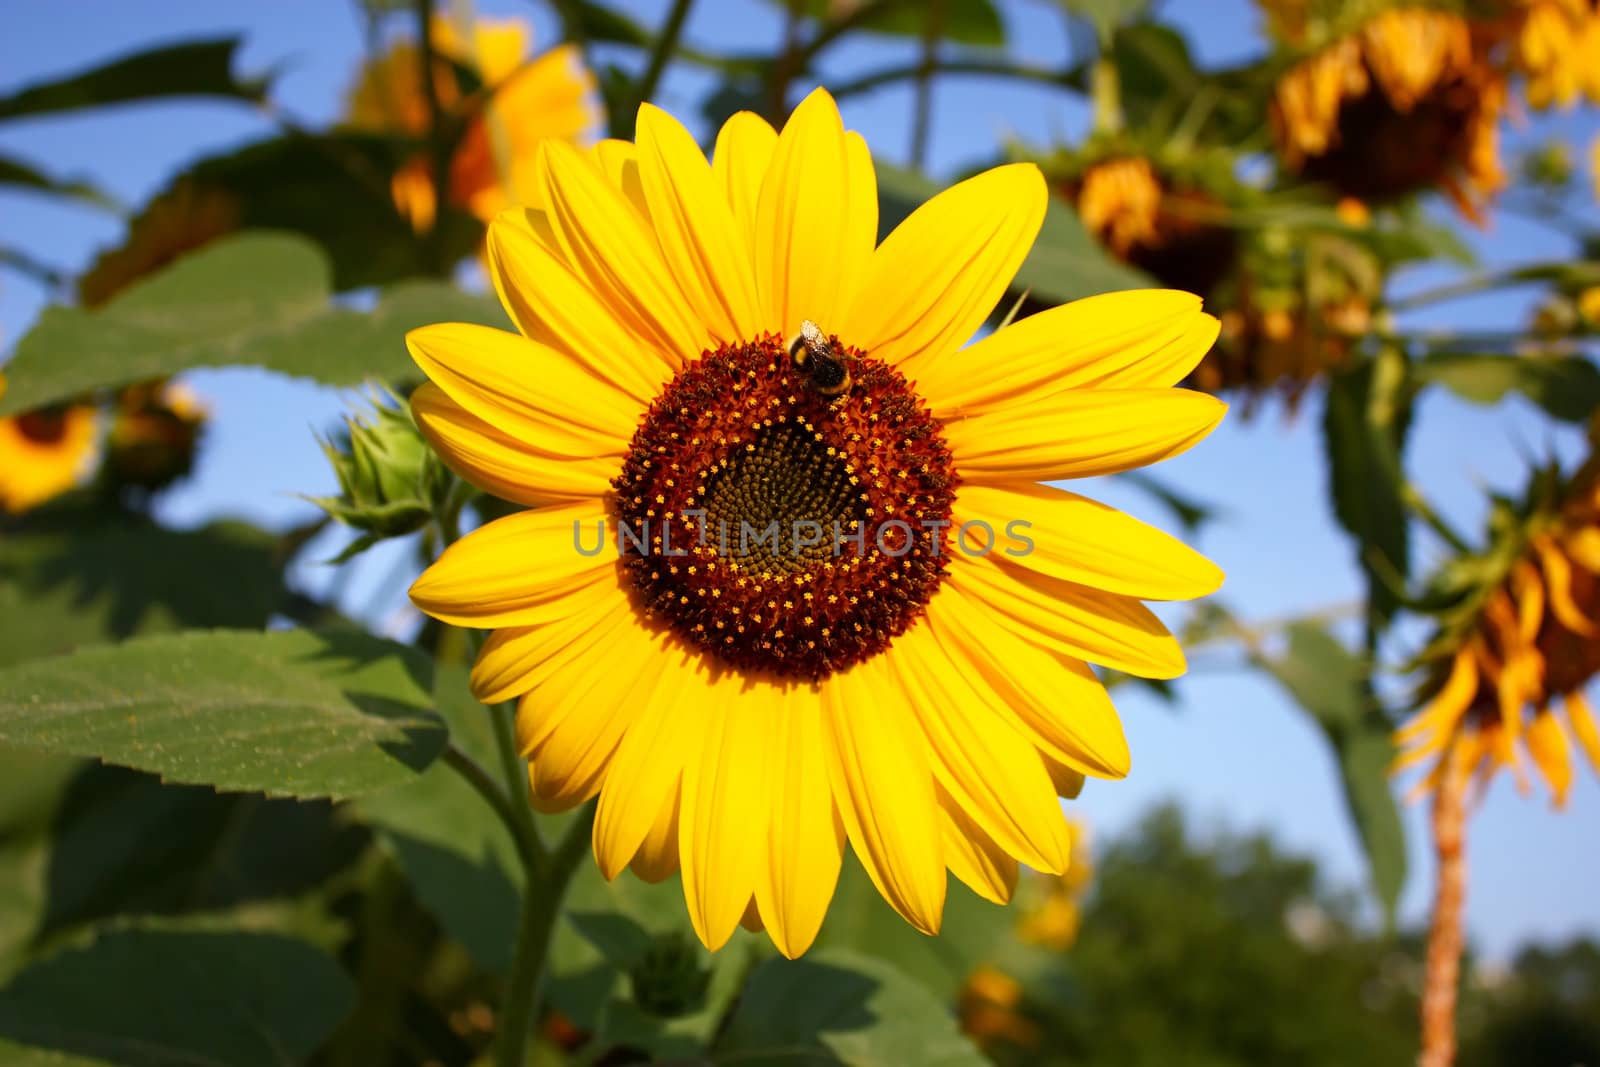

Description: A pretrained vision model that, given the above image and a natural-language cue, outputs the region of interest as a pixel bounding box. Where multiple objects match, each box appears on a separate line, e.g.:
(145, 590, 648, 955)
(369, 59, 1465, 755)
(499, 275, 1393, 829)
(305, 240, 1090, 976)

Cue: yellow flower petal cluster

(1268, 6, 1506, 217)
(345, 14, 601, 230)
(0, 379, 99, 514)
(405, 89, 1226, 957)
(1511, 0, 1600, 109)
(1397, 447, 1600, 806)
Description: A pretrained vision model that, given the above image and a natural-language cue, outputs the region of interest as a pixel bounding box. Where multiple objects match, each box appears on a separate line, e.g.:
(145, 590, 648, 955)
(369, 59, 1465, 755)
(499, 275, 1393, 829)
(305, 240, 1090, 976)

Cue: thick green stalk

(494, 803, 596, 1067)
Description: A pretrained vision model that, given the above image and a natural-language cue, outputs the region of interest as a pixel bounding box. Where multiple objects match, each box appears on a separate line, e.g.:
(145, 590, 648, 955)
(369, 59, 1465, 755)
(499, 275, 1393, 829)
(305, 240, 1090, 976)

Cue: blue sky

(1, 0, 1597, 961)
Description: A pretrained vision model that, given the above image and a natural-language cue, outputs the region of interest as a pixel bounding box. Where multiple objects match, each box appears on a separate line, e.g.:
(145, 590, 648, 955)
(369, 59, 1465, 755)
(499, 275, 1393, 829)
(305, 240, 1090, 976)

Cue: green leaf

(773, 0, 1007, 47)
(1333, 724, 1408, 927)
(1255, 622, 1406, 925)
(355, 666, 521, 974)
(0, 928, 353, 1066)
(0, 628, 448, 801)
(1056, 0, 1153, 38)
(1322, 350, 1413, 630)
(0, 153, 117, 211)
(180, 134, 486, 291)
(1416, 352, 1600, 423)
(875, 162, 1150, 308)
(1255, 622, 1369, 734)
(810, 852, 1014, 1002)
(716, 949, 987, 1066)
(0, 506, 286, 668)
(0, 38, 264, 122)
(35, 764, 367, 940)
(0, 233, 507, 416)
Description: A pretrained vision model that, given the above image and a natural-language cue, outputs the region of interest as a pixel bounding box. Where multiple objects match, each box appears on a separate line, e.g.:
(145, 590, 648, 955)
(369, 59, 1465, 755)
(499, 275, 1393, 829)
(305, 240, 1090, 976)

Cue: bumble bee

(788, 319, 852, 398)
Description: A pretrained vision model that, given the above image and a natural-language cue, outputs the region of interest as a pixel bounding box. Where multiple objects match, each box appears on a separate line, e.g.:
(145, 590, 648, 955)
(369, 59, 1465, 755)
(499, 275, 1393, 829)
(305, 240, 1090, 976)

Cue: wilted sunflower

(1061, 151, 1240, 300)
(1396, 442, 1600, 805)
(0, 384, 98, 515)
(345, 14, 600, 231)
(407, 89, 1225, 957)
(1196, 225, 1375, 405)
(1507, 0, 1600, 109)
(104, 380, 208, 493)
(1264, 3, 1506, 219)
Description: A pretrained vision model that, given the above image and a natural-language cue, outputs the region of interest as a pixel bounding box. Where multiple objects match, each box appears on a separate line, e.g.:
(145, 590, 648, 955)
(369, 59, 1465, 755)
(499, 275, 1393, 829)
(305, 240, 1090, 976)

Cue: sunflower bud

(626, 930, 711, 1018)
(310, 388, 451, 556)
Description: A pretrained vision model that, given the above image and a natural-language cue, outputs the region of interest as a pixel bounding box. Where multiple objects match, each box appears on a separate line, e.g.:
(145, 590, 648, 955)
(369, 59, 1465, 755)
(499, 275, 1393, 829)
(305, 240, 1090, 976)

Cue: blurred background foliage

(0, 0, 1597, 1062)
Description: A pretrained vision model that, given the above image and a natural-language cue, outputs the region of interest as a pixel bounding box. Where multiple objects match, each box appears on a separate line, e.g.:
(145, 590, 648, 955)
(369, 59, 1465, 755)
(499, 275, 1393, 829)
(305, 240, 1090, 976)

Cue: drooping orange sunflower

(345, 14, 600, 232)
(406, 89, 1226, 957)
(1507, 0, 1600, 109)
(1396, 442, 1600, 805)
(0, 379, 98, 515)
(1265, 4, 1507, 219)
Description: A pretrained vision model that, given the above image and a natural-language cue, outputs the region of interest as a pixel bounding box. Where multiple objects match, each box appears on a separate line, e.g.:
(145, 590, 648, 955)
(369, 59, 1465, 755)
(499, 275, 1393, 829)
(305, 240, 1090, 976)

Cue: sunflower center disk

(613, 333, 958, 681)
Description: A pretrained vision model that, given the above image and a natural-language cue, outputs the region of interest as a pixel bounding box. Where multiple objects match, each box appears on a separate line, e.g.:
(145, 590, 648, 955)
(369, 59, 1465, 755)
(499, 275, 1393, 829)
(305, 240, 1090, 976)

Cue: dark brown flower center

(15, 410, 70, 446)
(613, 331, 957, 680)
(1298, 76, 1482, 204)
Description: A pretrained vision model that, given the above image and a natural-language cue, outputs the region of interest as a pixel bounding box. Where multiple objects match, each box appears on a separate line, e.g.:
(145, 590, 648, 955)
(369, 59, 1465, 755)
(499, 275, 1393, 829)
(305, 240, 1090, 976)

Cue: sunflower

(1067, 155, 1239, 300)
(0, 391, 99, 514)
(1194, 226, 1374, 406)
(1396, 442, 1600, 806)
(1264, 4, 1507, 219)
(406, 89, 1226, 957)
(104, 380, 208, 493)
(958, 965, 1040, 1050)
(1508, 0, 1600, 109)
(345, 14, 600, 232)
(1015, 817, 1094, 951)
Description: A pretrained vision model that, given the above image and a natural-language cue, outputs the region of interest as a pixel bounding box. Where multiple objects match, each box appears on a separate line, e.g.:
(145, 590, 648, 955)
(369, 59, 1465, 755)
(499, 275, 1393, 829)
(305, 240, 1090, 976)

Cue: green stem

(1403, 483, 1474, 555)
(909, 0, 943, 169)
(828, 57, 1070, 102)
(624, 0, 696, 136)
(494, 802, 596, 1067)
(441, 742, 537, 871)
(1090, 54, 1122, 135)
(489, 699, 543, 859)
(414, 0, 451, 270)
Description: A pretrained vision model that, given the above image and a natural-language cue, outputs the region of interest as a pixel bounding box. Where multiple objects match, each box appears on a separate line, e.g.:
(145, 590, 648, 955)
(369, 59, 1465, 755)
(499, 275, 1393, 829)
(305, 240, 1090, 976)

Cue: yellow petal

(753, 683, 846, 959)
(592, 651, 703, 878)
(711, 111, 778, 256)
(937, 784, 1018, 905)
(918, 290, 1220, 417)
(926, 584, 1131, 778)
(845, 163, 1045, 370)
(1564, 691, 1600, 776)
(1533, 536, 1598, 636)
(406, 322, 636, 456)
(955, 482, 1223, 601)
(945, 387, 1226, 483)
(1526, 707, 1574, 807)
(822, 658, 946, 934)
(409, 500, 615, 627)
(1396, 648, 1478, 746)
(590, 138, 648, 217)
(487, 212, 674, 405)
(520, 612, 667, 813)
(538, 139, 714, 365)
(412, 383, 612, 507)
(469, 581, 628, 703)
(679, 670, 773, 951)
(636, 102, 764, 344)
(948, 555, 1187, 679)
(838, 131, 877, 305)
(629, 779, 682, 883)
(754, 87, 869, 338)
(890, 623, 1071, 874)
